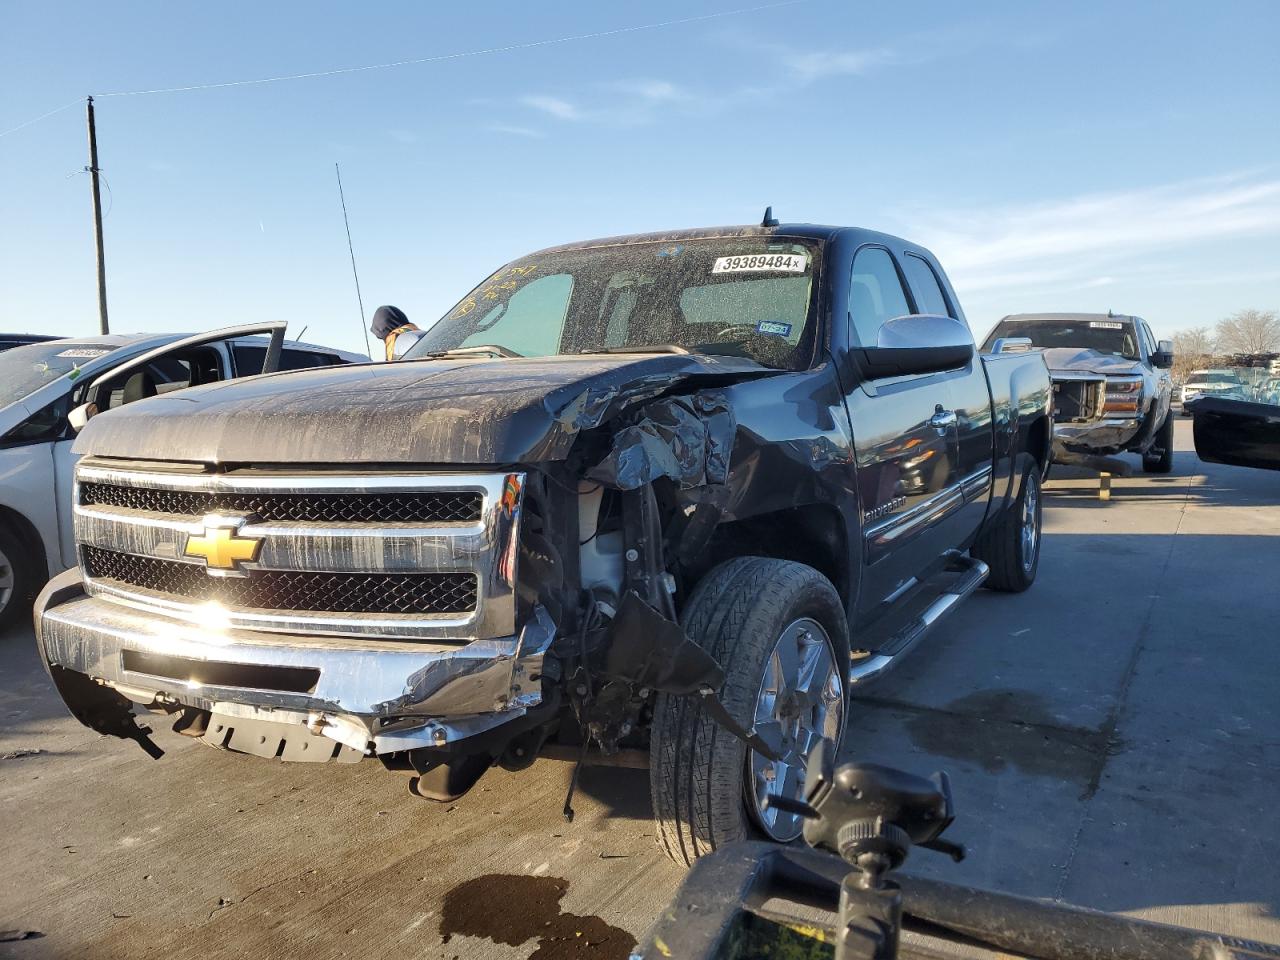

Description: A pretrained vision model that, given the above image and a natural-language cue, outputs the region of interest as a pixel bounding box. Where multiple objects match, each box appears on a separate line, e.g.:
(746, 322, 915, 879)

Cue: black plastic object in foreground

(634, 842, 1280, 960)
(1187, 395, 1280, 472)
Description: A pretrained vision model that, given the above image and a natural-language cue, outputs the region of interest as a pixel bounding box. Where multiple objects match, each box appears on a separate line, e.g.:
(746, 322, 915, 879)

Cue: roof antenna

(761, 205, 779, 227)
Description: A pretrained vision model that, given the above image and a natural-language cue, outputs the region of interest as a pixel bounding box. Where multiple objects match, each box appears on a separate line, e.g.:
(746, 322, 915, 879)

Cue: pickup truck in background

(0, 325, 366, 627)
(35, 221, 1051, 864)
(982, 312, 1175, 473)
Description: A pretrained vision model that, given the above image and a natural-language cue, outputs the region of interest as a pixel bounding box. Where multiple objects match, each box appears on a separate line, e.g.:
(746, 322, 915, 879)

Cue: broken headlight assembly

(1102, 376, 1143, 416)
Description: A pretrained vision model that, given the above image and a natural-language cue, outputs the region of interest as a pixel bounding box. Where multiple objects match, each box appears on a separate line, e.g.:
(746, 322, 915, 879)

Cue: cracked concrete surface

(2, 419, 1278, 957)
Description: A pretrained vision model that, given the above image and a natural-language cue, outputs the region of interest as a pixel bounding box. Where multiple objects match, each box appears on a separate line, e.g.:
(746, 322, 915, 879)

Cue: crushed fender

(588, 393, 735, 490)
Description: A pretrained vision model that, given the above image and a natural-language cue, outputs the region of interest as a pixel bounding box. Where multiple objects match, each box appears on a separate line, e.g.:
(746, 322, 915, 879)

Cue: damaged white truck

(35, 222, 1051, 864)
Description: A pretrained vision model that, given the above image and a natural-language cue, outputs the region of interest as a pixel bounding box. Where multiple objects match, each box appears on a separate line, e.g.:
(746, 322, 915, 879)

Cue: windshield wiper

(586, 344, 690, 355)
(418, 344, 523, 360)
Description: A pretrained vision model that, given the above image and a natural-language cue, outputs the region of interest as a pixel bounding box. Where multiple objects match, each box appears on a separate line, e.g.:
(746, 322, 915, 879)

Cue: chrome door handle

(930, 408, 957, 428)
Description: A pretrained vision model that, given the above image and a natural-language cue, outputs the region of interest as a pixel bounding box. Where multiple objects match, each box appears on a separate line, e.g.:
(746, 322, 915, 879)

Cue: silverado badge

(184, 516, 263, 576)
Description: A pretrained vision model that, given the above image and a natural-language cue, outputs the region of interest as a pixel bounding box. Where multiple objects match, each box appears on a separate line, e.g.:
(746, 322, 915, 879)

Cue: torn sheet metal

(588, 393, 736, 491)
(599, 591, 724, 695)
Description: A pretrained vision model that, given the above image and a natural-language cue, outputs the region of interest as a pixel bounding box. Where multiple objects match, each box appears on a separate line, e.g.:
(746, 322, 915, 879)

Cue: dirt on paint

(439, 874, 637, 960)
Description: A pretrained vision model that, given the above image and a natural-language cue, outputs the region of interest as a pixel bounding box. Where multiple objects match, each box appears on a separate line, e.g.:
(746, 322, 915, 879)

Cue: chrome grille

(83, 547, 478, 615)
(73, 459, 523, 641)
(78, 482, 482, 523)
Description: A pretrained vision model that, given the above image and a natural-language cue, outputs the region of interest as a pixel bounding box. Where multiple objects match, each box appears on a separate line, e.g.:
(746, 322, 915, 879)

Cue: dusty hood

(1041, 347, 1142, 377)
(75, 353, 773, 465)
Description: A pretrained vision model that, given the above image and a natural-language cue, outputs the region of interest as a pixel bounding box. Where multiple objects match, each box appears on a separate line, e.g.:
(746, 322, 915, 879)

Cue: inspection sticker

(55, 348, 111, 359)
(711, 253, 807, 274)
(1089, 321, 1124, 329)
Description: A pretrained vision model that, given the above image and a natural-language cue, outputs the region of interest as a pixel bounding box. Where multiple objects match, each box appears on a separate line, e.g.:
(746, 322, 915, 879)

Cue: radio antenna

(334, 162, 373, 359)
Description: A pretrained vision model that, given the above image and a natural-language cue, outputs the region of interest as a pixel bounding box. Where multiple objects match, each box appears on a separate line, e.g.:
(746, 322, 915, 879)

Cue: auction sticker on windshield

(55, 348, 111, 358)
(711, 254, 808, 274)
(1089, 321, 1124, 329)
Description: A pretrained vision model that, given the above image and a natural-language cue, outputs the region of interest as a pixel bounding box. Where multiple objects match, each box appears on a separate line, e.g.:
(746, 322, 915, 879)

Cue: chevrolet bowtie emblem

(184, 517, 263, 575)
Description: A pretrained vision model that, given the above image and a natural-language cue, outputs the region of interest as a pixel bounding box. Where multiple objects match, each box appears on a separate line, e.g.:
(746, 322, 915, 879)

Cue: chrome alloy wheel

(1021, 471, 1040, 573)
(746, 617, 845, 842)
(0, 542, 14, 616)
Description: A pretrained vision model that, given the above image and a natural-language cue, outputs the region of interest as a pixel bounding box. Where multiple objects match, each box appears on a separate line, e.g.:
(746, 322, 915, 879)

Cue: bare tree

(1170, 325, 1216, 383)
(1173, 326, 1215, 357)
(1214, 309, 1280, 355)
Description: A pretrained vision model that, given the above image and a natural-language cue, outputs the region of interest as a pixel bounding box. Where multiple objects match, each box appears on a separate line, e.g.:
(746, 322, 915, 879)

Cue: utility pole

(85, 96, 109, 334)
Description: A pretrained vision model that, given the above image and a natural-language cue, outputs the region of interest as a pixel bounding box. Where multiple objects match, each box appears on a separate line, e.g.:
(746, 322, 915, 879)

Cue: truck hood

(1040, 347, 1143, 377)
(74, 353, 775, 465)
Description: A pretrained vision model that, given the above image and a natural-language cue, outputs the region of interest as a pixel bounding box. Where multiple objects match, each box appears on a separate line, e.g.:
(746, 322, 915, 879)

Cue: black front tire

(649, 557, 849, 866)
(0, 524, 39, 632)
(1142, 412, 1174, 474)
(972, 459, 1041, 593)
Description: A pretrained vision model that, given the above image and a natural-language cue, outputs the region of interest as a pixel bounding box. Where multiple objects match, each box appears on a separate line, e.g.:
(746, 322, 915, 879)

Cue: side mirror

(67, 402, 97, 434)
(1187, 396, 1280, 472)
(1152, 339, 1174, 369)
(857, 314, 975, 379)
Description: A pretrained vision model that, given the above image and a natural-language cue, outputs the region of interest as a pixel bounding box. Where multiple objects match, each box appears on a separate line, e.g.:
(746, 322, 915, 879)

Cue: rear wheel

(650, 558, 849, 865)
(1142, 412, 1174, 473)
(973, 460, 1041, 592)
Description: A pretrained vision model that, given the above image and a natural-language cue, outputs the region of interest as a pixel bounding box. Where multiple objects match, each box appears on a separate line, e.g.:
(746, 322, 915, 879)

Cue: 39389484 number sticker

(711, 254, 808, 274)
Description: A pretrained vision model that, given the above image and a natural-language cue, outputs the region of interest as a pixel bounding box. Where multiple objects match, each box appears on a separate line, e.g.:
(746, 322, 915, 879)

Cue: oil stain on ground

(439, 874, 636, 959)
(891, 689, 1113, 795)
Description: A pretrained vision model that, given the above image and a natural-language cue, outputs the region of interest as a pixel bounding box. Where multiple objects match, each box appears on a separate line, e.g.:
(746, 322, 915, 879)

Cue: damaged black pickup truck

(35, 222, 1051, 864)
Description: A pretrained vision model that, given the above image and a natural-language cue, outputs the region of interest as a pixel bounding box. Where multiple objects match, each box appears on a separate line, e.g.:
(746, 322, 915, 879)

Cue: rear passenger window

(849, 247, 911, 347)
(902, 254, 952, 318)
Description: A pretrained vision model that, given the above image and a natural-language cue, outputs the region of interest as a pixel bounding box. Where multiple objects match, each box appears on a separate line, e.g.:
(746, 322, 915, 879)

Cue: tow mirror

(1152, 339, 1174, 369)
(1187, 396, 1280, 472)
(67, 402, 97, 434)
(857, 314, 975, 379)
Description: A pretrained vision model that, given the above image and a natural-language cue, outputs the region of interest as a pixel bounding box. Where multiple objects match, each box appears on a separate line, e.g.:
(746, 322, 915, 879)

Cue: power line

(0, 2, 803, 139)
(0, 99, 80, 140)
(91, 2, 804, 98)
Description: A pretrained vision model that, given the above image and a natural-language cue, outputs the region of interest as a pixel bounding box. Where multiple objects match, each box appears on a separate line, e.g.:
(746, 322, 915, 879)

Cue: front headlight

(1103, 377, 1143, 415)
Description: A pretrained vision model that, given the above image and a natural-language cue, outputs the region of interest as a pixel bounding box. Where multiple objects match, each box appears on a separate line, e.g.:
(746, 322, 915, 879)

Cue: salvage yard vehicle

(35, 221, 1052, 864)
(0, 325, 365, 627)
(982, 313, 1174, 472)
(1180, 368, 1247, 409)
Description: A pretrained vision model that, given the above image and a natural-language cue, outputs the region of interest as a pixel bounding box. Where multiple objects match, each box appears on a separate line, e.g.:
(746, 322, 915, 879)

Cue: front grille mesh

(83, 546, 477, 615)
(79, 482, 482, 524)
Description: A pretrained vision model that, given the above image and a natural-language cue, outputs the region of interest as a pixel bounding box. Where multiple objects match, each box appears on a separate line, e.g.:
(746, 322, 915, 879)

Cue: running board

(848, 556, 989, 686)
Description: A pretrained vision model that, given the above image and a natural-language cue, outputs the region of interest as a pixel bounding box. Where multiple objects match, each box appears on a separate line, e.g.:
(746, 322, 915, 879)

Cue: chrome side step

(848, 556, 989, 686)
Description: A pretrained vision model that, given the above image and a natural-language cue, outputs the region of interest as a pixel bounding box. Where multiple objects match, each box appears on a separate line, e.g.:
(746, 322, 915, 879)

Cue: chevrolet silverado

(35, 220, 1051, 864)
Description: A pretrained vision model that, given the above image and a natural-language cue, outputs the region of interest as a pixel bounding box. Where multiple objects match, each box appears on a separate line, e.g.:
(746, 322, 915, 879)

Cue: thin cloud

(520, 94, 581, 120)
(782, 47, 897, 82)
(907, 174, 1280, 295)
(610, 79, 689, 103)
(486, 123, 545, 139)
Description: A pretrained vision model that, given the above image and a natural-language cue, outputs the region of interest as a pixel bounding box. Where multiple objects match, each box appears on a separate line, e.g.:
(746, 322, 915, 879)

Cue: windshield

(984, 318, 1140, 360)
(1188, 371, 1241, 384)
(0, 341, 114, 408)
(404, 237, 822, 369)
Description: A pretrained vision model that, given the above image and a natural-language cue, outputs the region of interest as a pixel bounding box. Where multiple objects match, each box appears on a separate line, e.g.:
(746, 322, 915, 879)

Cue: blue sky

(2, 0, 1278, 355)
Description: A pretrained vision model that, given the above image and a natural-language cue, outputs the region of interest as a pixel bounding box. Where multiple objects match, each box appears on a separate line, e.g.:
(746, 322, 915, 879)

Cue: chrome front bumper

(35, 569, 553, 757)
(1052, 417, 1141, 455)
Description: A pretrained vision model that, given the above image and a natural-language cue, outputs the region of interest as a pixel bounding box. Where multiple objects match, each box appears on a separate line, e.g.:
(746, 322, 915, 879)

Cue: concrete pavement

(2, 419, 1277, 958)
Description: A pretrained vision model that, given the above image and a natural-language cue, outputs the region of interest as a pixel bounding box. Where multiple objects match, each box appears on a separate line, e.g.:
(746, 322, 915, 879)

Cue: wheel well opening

(0, 505, 47, 573)
(680, 505, 849, 608)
